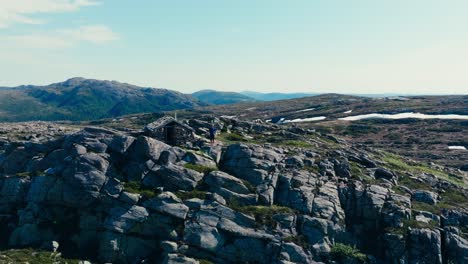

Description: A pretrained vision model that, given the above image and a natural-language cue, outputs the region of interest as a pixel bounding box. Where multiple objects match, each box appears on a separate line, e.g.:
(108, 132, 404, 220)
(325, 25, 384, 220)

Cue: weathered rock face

(407, 228, 442, 264)
(0, 124, 466, 264)
(220, 143, 282, 185)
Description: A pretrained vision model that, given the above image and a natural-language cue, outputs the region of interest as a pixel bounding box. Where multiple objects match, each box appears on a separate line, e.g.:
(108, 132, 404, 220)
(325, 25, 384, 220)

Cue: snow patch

(339, 112, 468, 121)
(295, 108, 315, 113)
(448, 146, 467, 150)
(283, 116, 327, 123)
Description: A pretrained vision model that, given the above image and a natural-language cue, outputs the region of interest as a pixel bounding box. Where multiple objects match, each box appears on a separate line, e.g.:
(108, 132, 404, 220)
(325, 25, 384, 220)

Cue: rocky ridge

(0, 117, 466, 264)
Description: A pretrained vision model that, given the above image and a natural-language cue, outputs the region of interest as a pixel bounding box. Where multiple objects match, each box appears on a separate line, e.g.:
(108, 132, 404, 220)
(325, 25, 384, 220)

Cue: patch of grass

(241, 179, 256, 193)
(460, 226, 468, 239)
(412, 190, 468, 214)
(412, 201, 440, 214)
(398, 177, 432, 190)
(438, 190, 468, 210)
(175, 189, 207, 200)
(350, 161, 363, 175)
(384, 226, 407, 237)
(330, 243, 367, 263)
(283, 235, 309, 248)
(15, 171, 32, 177)
(281, 140, 312, 148)
(303, 165, 320, 174)
(382, 152, 466, 187)
(219, 132, 248, 142)
(0, 249, 81, 264)
(183, 163, 217, 174)
(392, 186, 409, 196)
(198, 259, 214, 264)
(403, 219, 438, 230)
(15, 171, 49, 177)
(124, 181, 157, 199)
(232, 205, 294, 227)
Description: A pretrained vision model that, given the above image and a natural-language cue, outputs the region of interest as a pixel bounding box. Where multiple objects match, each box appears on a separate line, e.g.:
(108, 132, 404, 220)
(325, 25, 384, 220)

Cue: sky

(0, 0, 467, 94)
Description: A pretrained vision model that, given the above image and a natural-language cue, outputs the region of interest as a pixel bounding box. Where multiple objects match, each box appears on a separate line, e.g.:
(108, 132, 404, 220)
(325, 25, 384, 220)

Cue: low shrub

(124, 181, 157, 199)
(330, 243, 367, 263)
(233, 205, 293, 227)
(0, 248, 81, 264)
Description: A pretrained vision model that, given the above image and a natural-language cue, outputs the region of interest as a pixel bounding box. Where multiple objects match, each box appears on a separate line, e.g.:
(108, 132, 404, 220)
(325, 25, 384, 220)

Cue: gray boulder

(103, 205, 149, 233)
(98, 231, 157, 263)
(220, 143, 282, 185)
(61, 153, 109, 207)
(143, 163, 204, 191)
(444, 227, 468, 264)
(183, 152, 217, 167)
(383, 232, 407, 263)
(109, 135, 135, 154)
(205, 171, 251, 194)
(412, 190, 438, 205)
(374, 168, 397, 181)
(0, 176, 31, 207)
(279, 242, 313, 263)
(184, 220, 224, 251)
(126, 136, 170, 161)
(143, 192, 189, 219)
(407, 228, 442, 264)
(9, 223, 54, 247)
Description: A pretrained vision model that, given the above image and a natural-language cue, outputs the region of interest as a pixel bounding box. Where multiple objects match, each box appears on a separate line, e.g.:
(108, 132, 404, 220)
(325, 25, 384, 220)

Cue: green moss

(283, 235, 309, 248)
(233, 205, 293, 227)
(303, 165, 320, 174)
(0, 249, 81, 264)
(349, 161, 363, 176)
(412, 190, 468, 214)
(198, 259, 214, 264)
(15, 171, 32, 177)
(382, 152, 466, 187)
(392, 186, 409, 196)
(438, 190, 468, 210)
(183, 163, 217, 174)
(384, 226, 408, 237)
(219, 132, 248, 142)
(398, 177, 432, 191)
(330, 243, 367, 263)
(175, 190, 207, 200)
(124, 181, 157, 199)
(241, 179, 256, 193)
(282, 140, 312, 148)
(412, 201, 441, 214)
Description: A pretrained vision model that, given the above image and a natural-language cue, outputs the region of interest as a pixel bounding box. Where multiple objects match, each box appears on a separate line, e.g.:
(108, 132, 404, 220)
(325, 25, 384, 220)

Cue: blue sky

(0, 0, 467, 94)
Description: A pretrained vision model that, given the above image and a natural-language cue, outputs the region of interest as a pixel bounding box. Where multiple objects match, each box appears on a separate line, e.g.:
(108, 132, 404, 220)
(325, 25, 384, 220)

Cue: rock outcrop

(0, 119, 466, 264)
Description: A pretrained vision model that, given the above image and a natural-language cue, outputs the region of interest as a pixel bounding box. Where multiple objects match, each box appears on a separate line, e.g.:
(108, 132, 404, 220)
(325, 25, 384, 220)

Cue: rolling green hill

(192, 89, 257, 105)
(0, 78, 204, 122)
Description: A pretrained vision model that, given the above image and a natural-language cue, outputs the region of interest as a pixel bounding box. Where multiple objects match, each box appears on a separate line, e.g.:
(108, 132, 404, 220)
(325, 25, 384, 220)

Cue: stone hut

(144, 116, 195, 146)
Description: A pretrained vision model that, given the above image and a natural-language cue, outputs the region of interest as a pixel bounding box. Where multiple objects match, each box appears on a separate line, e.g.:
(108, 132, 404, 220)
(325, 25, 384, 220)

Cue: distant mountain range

(0, 78, 204, 122)
(191, 90, 257, 105)
(240, 91, 318, 101)
(0, 78, 326, 122)
(191, 90, 320, 104)
(2, 78, 462, 122)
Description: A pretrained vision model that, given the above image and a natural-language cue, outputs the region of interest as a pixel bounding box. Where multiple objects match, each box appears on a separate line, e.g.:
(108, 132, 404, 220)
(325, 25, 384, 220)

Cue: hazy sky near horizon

(0, 0, 467, 94)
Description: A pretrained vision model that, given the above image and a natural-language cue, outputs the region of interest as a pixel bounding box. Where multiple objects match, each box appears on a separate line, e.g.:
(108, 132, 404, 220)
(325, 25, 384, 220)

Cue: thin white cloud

(0, 0, 99, 28)
(1, 25, 119, 48)
(59, 25, 120, 44)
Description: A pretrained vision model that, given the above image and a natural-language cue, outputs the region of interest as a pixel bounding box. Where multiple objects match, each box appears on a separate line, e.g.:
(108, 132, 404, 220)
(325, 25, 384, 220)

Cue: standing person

(209, 126, 217, 144)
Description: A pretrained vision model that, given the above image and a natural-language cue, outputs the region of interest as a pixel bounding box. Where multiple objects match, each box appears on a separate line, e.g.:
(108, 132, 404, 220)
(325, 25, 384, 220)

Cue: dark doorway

(166, 125, 176, 145)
